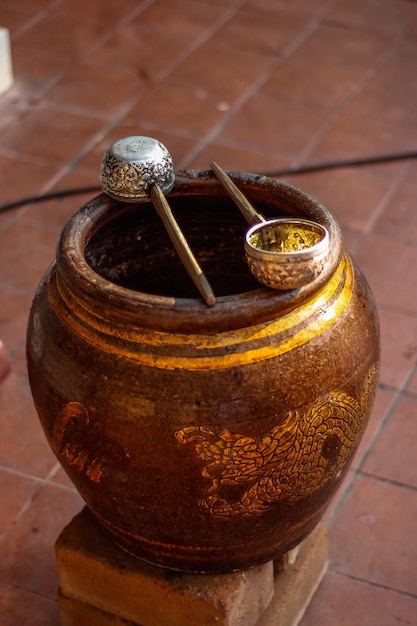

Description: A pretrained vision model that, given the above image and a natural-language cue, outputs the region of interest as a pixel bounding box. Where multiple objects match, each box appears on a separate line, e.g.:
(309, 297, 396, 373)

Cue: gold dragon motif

(51, 402, 103, 483)
(175, 365, 378, 519)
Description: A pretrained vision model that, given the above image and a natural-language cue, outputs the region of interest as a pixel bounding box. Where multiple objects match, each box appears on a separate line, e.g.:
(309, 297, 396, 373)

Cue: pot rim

(56, 169, 343, 332)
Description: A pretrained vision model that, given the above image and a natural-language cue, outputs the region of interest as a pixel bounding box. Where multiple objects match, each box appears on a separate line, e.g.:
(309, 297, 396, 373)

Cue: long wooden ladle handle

(210, 161, 266, 225)
(149, 184, 216, 306)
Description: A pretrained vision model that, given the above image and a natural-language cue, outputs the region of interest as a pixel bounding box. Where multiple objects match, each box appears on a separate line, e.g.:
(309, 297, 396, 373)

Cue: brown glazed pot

(26, 171, 380, 573)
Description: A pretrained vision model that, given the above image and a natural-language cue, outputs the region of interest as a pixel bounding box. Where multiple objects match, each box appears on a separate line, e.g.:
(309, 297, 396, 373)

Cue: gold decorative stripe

(56, 256, 347, 348)
(49, 255, 353, 370)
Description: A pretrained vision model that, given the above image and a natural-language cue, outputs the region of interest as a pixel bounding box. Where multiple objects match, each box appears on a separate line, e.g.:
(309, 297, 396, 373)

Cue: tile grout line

(1, 0, 342, 197)
(178, 13, 327, 169)
(331, 570, 417, 601)
(92, 0, 249, 133)
(326, 356, 417, 529)
(0, 580, 58, 603)
(0, 461, 70, 545)
(0, 461, 77, 494)
(349, 159, 414, 256)
(0, 4, 161, 206)
(15, 0, 158, 105)
(9, 0, 64, 40)
(357, 470, 417, 494)
(292, 28, 408, 169)
(356, 357, 417, 472)
(178, 0, 388, 170)
(24, 0, 247, 195)
(376, 300, 417, 321)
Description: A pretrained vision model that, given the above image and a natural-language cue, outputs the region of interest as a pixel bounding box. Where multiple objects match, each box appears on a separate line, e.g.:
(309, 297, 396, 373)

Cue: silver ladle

(209, 161, 330, 290)
(100, 136, 216, 306)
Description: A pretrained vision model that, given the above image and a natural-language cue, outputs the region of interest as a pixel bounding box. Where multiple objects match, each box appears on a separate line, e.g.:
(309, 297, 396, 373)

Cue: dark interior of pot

(85, 194, 289, 298)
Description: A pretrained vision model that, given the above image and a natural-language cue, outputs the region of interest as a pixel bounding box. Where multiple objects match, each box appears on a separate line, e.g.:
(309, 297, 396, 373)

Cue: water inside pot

(85, 195, 268, 298)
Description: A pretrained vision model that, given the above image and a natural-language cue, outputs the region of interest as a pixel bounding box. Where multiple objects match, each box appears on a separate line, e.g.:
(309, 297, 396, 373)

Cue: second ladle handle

(210, 161, 266, 225)
(149, 184, 216, 307)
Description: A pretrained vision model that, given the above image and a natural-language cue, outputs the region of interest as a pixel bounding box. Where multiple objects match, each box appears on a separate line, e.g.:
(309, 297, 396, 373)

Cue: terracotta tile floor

(1, 0, 417, 624)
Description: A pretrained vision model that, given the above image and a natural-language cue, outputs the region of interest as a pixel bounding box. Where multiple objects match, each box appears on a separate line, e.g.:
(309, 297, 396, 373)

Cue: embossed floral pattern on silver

(101, 136, 175, 202)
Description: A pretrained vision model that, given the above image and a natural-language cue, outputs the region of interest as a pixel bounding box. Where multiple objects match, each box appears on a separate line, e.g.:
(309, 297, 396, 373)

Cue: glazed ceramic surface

(27, 171, 380, 573)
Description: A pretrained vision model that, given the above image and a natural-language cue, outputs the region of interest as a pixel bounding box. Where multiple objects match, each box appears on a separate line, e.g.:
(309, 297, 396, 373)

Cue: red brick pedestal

(56, 507, 328, 626)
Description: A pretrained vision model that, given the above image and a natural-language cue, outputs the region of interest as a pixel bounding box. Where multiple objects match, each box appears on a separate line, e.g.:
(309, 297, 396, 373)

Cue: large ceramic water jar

(26, 170, 380, 573)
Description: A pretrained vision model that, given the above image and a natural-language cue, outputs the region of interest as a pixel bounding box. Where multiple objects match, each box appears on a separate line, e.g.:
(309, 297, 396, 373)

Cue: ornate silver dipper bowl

(210, 161, 330, 290)
(101, 136, 175, 202)
(244, 218, 329, 290)
(101, 136, 216, 306)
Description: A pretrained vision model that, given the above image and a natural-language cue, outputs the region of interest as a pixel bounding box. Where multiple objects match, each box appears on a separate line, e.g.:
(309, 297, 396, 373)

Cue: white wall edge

(0, 27, 14, 95)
